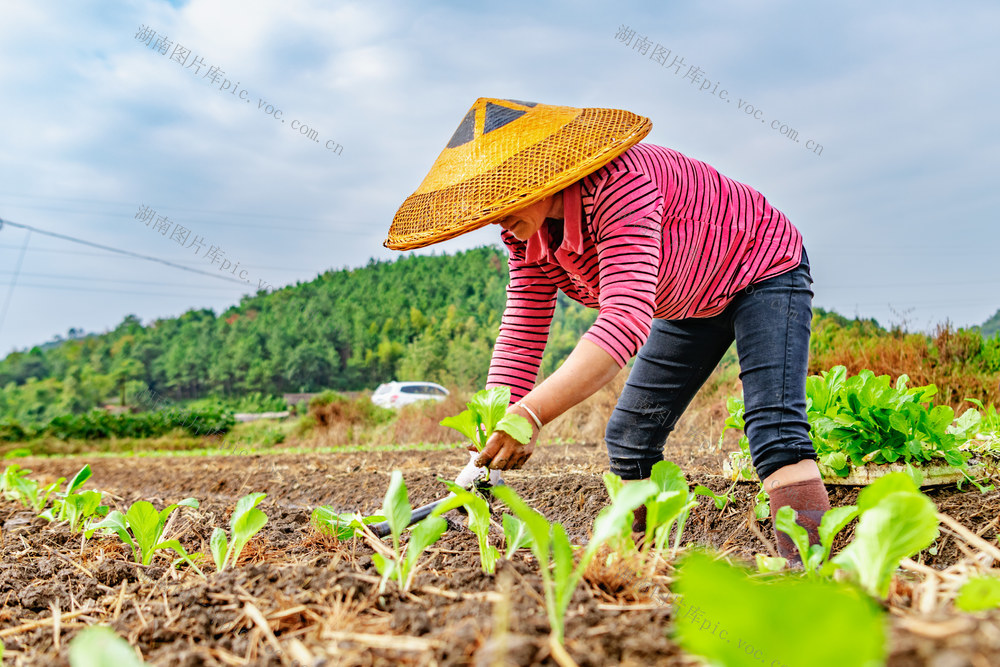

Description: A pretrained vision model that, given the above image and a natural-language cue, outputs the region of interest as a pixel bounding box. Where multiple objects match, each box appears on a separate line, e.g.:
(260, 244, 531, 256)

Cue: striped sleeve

(485, 238, 558, 402)
(580, 168, 664, 367)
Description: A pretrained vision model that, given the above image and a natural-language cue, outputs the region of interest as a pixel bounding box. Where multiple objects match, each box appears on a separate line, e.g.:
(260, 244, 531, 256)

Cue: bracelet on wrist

(515, 401, 543, 430)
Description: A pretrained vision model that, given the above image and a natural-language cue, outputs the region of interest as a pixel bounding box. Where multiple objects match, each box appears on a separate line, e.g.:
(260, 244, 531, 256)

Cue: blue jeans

(605, 249, 817, 482)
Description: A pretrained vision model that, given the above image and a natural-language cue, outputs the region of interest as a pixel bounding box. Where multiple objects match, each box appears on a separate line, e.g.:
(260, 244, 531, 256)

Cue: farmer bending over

(384, 98, 829, 563)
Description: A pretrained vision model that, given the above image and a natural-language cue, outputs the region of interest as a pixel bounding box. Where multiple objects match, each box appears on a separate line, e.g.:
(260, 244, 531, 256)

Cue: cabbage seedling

(502, 513, 532, 559)
(369, 470, 447, 592)
(86, 498, 202, 574)
(1, 464, 64, 512)
(440, 386, 533, 455)
(40, 465, 107, 530)
(62, 490, 108, 533)
(831, 473, 939, 597)
(644, 462, 699, 553)
(68, 625, 147, 667)
(493, 480, 655, 644)
(211, 492, 269, 571)
(432, 479, 500, 574)
(311, 507, 385, 540)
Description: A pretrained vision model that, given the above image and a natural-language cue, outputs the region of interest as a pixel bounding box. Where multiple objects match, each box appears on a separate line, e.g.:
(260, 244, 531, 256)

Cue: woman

(385, 98, 829, 561)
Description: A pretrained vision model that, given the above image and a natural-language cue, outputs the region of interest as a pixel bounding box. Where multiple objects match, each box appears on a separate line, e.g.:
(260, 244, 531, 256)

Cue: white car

(372, 381, 449, 408)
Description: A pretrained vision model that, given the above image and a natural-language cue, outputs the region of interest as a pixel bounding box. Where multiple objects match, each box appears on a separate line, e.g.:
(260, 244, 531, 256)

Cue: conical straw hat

(385, 98, 651, 250)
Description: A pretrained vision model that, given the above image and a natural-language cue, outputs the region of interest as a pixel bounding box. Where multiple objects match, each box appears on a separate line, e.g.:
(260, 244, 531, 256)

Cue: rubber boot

(768, 478, 830, 567)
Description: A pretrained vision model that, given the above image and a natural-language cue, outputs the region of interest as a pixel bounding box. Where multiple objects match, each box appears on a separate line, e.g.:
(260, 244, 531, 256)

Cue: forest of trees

(0, 246, 598, 425)
(2, 244, 998, 427)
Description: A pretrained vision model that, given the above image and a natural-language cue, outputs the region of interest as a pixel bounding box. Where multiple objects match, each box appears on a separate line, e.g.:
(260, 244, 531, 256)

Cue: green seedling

(775, 504, 859, 575)
(643, 461, 699, 553)
(502, 513, 532, 558)
(440, 386, 533, 454)
(831, 473, 939, 598)
(493, 480, 655, 645)
(68, 625, 146, 667)
(39, 465, 108, 531)
(776, 472, 940, 597)
(955, 576, 1000, 612)
(694, 484, 733, 511)
(311, 506, 385, 540)
(369, 470, 447, 592)
(675, 551, 886, 667)
(0, 464, 30, 498)
(753, 484, 770, 521)
(210, 492, 269, 571)
(62, 490, 108, 533)
(432, 479, 500, 574)
(15, 473, 63, 512)
(86, 498, 203, 574)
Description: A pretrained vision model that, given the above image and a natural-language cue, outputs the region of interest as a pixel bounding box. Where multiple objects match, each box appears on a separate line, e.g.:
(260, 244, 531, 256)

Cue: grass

(9, 440, 464, 461)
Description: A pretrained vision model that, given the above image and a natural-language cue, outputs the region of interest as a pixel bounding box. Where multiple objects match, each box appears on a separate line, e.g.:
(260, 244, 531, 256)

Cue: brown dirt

(1, 435, 998, 665)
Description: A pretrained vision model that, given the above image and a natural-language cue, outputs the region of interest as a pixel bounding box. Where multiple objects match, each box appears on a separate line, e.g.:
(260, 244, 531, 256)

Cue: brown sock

(632, 504, 647, 534)
(768, 478, 831, 564)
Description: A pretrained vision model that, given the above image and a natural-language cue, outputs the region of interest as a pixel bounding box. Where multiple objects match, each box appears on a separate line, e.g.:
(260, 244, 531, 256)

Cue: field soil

(2, 435, 999, 665)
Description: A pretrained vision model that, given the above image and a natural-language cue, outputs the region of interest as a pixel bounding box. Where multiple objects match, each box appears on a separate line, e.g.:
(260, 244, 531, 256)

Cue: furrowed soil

(2, 436, 999, 665)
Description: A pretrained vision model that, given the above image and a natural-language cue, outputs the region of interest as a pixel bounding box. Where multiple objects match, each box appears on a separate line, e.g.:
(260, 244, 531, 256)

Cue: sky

(1, 0, 998, 357)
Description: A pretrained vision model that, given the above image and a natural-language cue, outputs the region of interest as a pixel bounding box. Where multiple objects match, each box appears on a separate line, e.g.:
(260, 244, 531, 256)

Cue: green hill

(0, 246, 596, 425)
(981, 308, 1000, 337)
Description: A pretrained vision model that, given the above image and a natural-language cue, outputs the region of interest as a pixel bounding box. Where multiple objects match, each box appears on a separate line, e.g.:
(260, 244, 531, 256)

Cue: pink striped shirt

(486, 143, 803, 402)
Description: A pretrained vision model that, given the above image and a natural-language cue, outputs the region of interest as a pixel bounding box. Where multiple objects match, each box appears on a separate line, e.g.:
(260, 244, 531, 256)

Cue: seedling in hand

(440, 387, 533, 478)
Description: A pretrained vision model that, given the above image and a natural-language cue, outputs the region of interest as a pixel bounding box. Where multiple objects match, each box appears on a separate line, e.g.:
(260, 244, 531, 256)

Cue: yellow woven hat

(384, 98, 652, 250)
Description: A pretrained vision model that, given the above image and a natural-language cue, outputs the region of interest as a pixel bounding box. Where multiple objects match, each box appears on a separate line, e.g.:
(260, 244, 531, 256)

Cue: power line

(0, 228, 31, 339)
(0, 271, 248, 291)
(0, 193, 376, 234)
(0, 217, 247, 286)
(0, 244, 311, 271)
(10, 283, 246, 298)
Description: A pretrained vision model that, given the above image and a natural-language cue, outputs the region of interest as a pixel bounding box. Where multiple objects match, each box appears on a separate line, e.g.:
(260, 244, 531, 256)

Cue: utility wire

(0, 217, 247, 286)
(0, 227, 31, 339)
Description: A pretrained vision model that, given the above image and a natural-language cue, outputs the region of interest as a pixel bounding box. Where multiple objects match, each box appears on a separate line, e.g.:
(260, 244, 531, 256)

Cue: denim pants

(604, 249, 817, 482)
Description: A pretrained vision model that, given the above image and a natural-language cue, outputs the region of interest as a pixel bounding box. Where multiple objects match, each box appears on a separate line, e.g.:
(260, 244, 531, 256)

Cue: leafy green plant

(431, 479, 499, 574)
(774, 504, 858, 575)
(0, 418, 28, 443)
(62, 490, 108, 532)
(440, 386, 532, 455)
(725, 366, 982, 479)
(674, 551, 886, 667)
(502, 513, 532, 558)
(311, 506, 385, 539)
(42, 407, 236, 441)
(210, 493, 269, 571)
(493, 480, 655, 644)
(68, 625, 146, 667)
(1, 464, 64, 512)
(643, 462, 699, 552)
(964, 398, 1000, 433)
(830, 473, 940, 598)
(718, 396, 755, 480)
(955, 576, 1000, 612)
(368, 470, 447, 592)
(0, 463, 30, 499)
(775, 472, 938, 592)
(85, 498, 203, 573)
(809, 366, 973, 475)
(694, 484, 733, 511)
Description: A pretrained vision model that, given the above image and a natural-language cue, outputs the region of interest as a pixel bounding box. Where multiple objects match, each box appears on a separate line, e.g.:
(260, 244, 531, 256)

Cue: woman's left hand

(474, 420, 538, 470)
